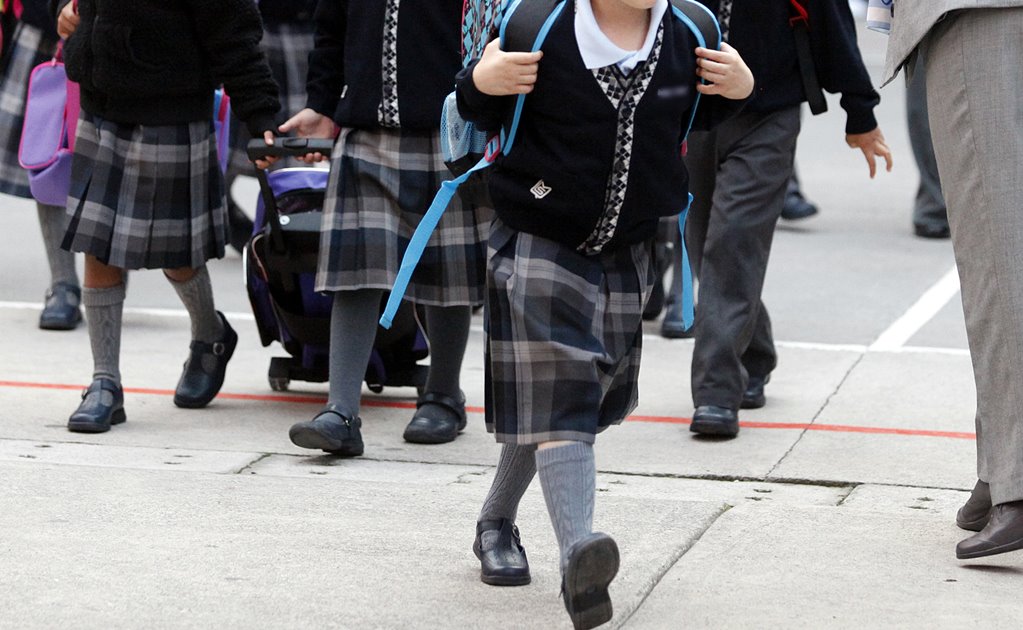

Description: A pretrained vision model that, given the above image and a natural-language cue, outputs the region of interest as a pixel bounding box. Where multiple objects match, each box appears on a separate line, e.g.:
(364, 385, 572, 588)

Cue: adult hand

(57, 1, 80, 39)
(472, 39, 543, 96)
(695, 43, 754, 100)
(846, 127, 893, 178)
(253, 131, 279, 170)
(278, 108, 336, 163)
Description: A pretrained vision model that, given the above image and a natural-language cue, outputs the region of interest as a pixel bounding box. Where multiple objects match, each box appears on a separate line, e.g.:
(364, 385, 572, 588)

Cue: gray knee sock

(37, 203, 78, 287)
(328, 289, 384, 419)
(166, 266, 224, 343)
(480, 444, 538, 523)
(536, 442, 596, 572)
(419, 304, 472, 419)
(84, 284, 125, 384)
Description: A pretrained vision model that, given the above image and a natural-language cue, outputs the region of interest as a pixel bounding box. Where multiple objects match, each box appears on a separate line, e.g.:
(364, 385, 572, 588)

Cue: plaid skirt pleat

(485, 219, 655, 445)
(63, 114, 228, 270)
(315, 127, 489, 307)
(0, 22, 58, 198)
(227, 20, 316, 174)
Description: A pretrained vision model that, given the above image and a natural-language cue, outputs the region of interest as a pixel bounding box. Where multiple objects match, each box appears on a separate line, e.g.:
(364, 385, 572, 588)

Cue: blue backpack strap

(669, 0, 721, 332)
(380, 0, 567, 329)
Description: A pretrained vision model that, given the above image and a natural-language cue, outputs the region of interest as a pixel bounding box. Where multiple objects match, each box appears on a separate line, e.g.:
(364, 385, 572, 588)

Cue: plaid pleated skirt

(0, 22, 58, 199)
(315, 127, 489, 307)
(62, 113, 228, 270)
(485, 219, 656, 445)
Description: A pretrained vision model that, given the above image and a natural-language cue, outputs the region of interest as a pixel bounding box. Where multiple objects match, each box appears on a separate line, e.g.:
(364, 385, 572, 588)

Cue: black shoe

(68, 378, 126, 433)
(741, 375, 770, 410)
(914, 223, 951, 239)
(173, 313, 238, 409)
(289, 405, 365, 456)
(660, 302, 694, 339)
(957, 480, 992, 532)
(39, 282, 82, 331)
(780, 194, 819, 221)
(474, 519, 531, 586)
(690, 405, 739, 438)
(403, 392, 467, 444)
(228, 201, 254, 254)
(561, 533, 620, 630)
(956, 501, 1023, 560)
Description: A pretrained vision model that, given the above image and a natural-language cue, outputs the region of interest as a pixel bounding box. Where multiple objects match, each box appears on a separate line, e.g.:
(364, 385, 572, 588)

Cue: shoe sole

(289, 425, 364, 456)
(67, 408, 126, 433)
(690, 418, 739, 437)
(473, 539, 531, 587)
(565, 535, 619, 630)
(957, 535, 1023, 560)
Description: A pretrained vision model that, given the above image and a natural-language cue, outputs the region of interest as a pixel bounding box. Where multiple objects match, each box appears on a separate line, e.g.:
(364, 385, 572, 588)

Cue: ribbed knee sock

(84, 284, 125, 384)
(166, 266, 224, 343)
(37, 203, 78, 287)
(328, 289, 384, 419)
(419, 304, 471, 419)
(479, 444, 538, 523)
(536, 442, 596, 572)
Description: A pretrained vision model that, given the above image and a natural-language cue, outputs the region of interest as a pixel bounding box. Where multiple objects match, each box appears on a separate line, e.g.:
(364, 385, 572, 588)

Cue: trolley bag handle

(247, 137, 334, 253)
(788, 0, 827, 115)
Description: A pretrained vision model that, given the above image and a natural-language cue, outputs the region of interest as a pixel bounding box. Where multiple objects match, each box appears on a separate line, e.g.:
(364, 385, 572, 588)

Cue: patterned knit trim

(378, 0, 402, 127)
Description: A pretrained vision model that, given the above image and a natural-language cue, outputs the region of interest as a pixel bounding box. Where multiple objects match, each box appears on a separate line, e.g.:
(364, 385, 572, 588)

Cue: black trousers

(685, 107, 801, 410)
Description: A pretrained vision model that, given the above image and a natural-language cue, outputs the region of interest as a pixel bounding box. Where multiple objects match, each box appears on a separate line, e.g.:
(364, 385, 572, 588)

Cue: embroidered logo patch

(530, 180, 553, 199)
(657, 85, 689, 99)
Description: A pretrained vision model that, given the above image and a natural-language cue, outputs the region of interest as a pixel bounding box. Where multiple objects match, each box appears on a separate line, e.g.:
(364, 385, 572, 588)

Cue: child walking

(281, 0, 490, 455)
(54, 0, 280, 433)
(0, 0, 81, 330)
(457, 1, 753, 627)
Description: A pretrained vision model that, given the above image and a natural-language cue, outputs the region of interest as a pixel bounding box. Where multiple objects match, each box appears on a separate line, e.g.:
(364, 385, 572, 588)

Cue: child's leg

(475, 442, 537, 586)
(535, 440, 596, 569)
(480, 443, 538, 522)
(36, 202, 81, 330)
(404, 304, 472, 443)
(164, 266, 235, 409)
(288, 289, 382, 456)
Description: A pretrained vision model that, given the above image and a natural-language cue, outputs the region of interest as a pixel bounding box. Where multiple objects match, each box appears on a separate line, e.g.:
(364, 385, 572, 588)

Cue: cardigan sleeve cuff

(245, 113, 280, 139)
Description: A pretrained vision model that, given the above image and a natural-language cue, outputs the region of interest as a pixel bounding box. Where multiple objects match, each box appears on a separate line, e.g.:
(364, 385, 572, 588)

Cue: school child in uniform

(53, 0, 280, 433)
(280, 0, 490, 455)
(457, 1, 753, 627)
(0, 0, 81, 330)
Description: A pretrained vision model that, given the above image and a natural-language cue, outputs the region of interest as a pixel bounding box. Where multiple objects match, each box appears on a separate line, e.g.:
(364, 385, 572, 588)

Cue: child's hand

(695, 43, 754, 100)
(57, 1, 80, 39)
(472, 39, 543, 96)
(279, 108, 337, 163)
(846, 127, 894, 178)
(254, 131, 279, 170)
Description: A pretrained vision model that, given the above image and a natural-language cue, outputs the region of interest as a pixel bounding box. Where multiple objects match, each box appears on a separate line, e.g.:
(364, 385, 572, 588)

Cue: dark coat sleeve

(305, 0, 347, 118)
(809, 0, 880, 134)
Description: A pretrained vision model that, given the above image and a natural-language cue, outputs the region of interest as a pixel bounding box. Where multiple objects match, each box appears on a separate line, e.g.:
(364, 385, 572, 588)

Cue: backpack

(380, 0, 721, 332)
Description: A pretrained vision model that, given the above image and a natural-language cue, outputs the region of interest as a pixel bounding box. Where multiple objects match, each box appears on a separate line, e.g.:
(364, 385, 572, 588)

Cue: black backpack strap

(788, 0, 828, 115)
(669, 0, 722, 52)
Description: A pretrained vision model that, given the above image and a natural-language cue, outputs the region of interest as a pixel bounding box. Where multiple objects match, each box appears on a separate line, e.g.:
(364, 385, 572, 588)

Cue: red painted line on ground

(1, 379, 975, 440)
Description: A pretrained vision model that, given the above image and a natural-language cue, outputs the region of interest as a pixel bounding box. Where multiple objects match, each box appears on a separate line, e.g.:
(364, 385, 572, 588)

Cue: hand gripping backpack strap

(380, 0, 567, 329)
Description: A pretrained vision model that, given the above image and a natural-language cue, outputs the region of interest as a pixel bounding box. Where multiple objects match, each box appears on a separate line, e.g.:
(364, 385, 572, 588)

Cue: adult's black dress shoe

(173, 313, 238, 409)
(913, 223, 951, 239)
(780, 193, 818, 221)
(473, 519, 530, 586)
(403, 392, 467, 444)
(289, 405, 364, 456)
(39, 282, 82, 331)
(956, 480, 992, 532)
(561, 533, 619, 630)
(741, 375, 770, 410)
(68, 378, 125, 433)
(690, 405, 739, 438)
(956, 501, 1023, 560)
(660, 302, 694, 339)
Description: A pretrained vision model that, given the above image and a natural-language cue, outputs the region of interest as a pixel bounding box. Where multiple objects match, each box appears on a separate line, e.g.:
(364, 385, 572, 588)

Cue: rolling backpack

(380, 0, 722, 333)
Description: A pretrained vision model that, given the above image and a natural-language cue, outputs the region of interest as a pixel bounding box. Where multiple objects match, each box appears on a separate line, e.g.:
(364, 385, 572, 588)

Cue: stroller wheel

(269, 376, 290, 392)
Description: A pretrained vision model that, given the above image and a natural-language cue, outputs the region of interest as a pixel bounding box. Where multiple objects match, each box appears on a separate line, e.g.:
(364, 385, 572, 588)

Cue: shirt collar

(575, 0, 668, 73)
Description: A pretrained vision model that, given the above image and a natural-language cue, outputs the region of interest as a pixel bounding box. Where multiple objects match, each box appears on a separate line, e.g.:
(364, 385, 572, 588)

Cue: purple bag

(19, 45, 80, 207)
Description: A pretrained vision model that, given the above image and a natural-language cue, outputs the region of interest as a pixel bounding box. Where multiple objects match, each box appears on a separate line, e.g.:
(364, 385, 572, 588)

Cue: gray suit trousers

(923, 8, 1023, 506)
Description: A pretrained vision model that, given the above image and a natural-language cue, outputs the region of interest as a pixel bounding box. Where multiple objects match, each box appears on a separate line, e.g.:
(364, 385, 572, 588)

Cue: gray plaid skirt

(0, 22, 58, 198)
(315, 127, 489, 307)
(63, 114, 227, 270)
(485, 219, 655, 445)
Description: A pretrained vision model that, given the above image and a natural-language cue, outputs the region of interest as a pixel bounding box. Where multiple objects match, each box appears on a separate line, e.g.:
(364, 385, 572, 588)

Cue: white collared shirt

(575, 0, 669, 74)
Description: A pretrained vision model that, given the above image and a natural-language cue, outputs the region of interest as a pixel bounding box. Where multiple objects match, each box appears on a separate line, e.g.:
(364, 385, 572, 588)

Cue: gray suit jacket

(883, 0, 1023, 84)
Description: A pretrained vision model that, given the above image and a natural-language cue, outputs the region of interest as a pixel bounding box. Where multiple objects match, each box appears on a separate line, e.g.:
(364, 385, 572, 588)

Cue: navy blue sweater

(457, 7, 743, 252)
(306, 0, 462, 131)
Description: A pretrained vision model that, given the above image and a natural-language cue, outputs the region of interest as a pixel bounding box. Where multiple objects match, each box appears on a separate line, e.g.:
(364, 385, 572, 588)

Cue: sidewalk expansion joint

(232, 452, 272, 475)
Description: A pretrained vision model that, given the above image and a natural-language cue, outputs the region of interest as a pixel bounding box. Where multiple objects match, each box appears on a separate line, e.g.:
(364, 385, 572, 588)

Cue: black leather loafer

(660, 302, 694, 339)
(957, 480, 992, 532)
(474, 519, 530, 586)
(39, 282, 82, 331)
(289, 405, 364, 456)
(173, 313, 237, 409)
(741, 375, 770, 410)
(561, 533, 620, 630)
(914, 223, 951, 239)
(68, 378, 125, 433)
(403, 392, 467, 444)
(956, 501, 1023, 560)
(690, 405, 739, 438)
